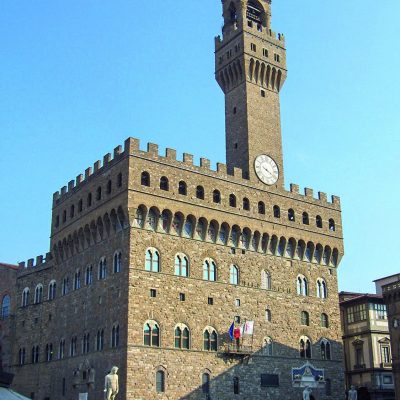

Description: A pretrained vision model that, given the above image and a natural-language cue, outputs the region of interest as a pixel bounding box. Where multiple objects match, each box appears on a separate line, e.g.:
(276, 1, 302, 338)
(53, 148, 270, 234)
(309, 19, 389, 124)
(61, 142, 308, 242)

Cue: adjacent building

(339, 291, 395, 399)
(1, 1, 345, 399)
(381, 275, 400, 400)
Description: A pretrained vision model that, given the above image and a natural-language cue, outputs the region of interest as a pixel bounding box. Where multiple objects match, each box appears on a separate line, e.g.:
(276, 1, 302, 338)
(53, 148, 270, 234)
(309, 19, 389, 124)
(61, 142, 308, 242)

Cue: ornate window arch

(174, 253, 189, 277)
(145, 248, 160, 272)
(230, 265, 239, 285)
(144, 320, 160, 347)
(263, 337, 273, 356)
(85, 265, 93, 285)
(21, 288, 30, 307)
(261, 270, 271, 290)
(316, 278, 327, 299)
(203, 258, 217, 281)
(34, 284, 43, 304)
(48, 280, 57, 301)
(296, 275, 308, 296)
(113, 250, 122, 273)
(98, 257, 107, 280)
(74, 269, 81, 290)
(174, 323, 190, 350)
(300, 336, 312, 359)
(320, 338, 331, 360)
(203, 327, 218, 351)
(111, 323, 120, 348)
(1, 294, 10, 318)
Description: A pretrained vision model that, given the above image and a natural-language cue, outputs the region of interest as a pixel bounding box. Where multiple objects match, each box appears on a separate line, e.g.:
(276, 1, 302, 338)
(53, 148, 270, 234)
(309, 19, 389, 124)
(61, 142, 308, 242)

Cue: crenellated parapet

(17, 252, 53, 274)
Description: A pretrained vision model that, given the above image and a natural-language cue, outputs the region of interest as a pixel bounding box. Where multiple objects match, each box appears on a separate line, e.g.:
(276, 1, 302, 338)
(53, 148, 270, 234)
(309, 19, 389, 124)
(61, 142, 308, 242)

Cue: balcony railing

(219, 344, 253, 355)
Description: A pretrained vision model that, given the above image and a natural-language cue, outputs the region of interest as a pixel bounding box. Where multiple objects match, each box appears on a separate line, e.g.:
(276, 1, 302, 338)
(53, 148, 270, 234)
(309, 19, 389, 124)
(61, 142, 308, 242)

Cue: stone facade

(2, 1, 345, 399)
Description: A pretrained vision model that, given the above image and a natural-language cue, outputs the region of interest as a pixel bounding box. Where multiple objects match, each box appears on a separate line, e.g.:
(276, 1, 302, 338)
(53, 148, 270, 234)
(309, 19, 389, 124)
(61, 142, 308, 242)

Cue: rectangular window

(274, 53, 280, 62)
(261, 90, 266, 97)
(247, 20, 253, 28)
(251, 43, 257, 52)
(235, 299, 241, 307)
(383, 375, 393, 384)
(179, 293, 186, 302)
(381, 345, 391, 363)
(263, 48, 268, 57)
(347, 304, 367, 323)
(261, 374, 279, 387)
(234, 315, 241, 324)
(150, 289, 157, 298)
(208, 297, 214, 305)
(372, 303, 387, 319)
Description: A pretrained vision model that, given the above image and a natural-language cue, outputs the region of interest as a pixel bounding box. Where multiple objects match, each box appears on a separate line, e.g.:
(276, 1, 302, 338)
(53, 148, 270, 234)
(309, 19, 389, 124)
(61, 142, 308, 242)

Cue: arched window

(265, 308, 272, 322)
(301, 311, 310, 326)
(302, 212, 309, 225)
(174, 325, 190, 349)
(141, 171, 150, 186)
(263, 337, 273, 356)
(48, 281, 57, 301)
(31, 345, 40, 364)
(203, 327, 218, 351)
(196, 185, 205, 200)
(273, 205, 280, 218)
(87, 192, 92, 207)
(34, 284, 43, 304)
(145, 248, 160, 272)
(144, 321, 160, 347)
(113, 251, 122, 273)
(74, 270, 81, 290)
(70, 336, 77, 357)
(233, 377, 240, 395)
(96, 186, 102, 201)
(85, 265, 93, 285)
(202, 372, 210, 394)
(147, 208, 158, 231)
(62, 277, 69, 296)
(96, 329, 104, 351)
(183, 217, 194, 238)
(230, 265, 239, 285)
(229, 194, 237, 207)
(98, 258, 107, 280)
(111, 324, 120, 348)
(316, 215, 323, 228)
(258, 201, 265, 215)
(300, 336, 312, 359)
(321, 339, 331, 360)
(203, 259, 217, 281)
(321, 313, 329, 328)
(261, 270, 271, 290)
(107, 180, 112, 194)
(175, 254, 189, 277)
(156, 370, 165, 393)
(21, 288, 30, 307)
(62, 210, 67, 223)
(297, 275, 308, 296)
(19, 348, 26, 365)
(117, 172, 123, 187)
(316, 278, 327, 299)
(288, 209, 295, 221)
(45, 343, 53, 362)
(59, 339, 65, 359)
(213, 189, 221, 203)
(70, 204, 75, 218)
(83, 333, 90, 354)
(329, 218, 336, 231)
(1, 295, 10, 318)
(243, 198, 250, 211)
(178, 181, 187, 195)
(160, 176, 169, 191)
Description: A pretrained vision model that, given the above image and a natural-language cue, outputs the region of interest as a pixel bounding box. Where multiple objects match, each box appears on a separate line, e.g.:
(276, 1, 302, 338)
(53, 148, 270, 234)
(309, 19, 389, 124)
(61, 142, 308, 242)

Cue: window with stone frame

(301, 311, 310, 326)
(22, 288, 30, 307)
(203, 327, 218, 351)
(300, 337, 312, 359)
(96, 329, 104, 351)
(111, 324, 120, 348)
(1, 294, 10, 318)
(230, 265, 239, 285)
(156, 370, 165, 393)
(98, 258, 107, 280)
(174, 254, 189, 277)
(34, 284, 43, 304)
(113, 250, 122, 273)
(145, 248, 160, 272)
(144, 321, 160, 347)
(48, 281, 57, 301)
(320, 339, 331, 360)
(174, 324, 190, 349)
(203, 258, 217, 281)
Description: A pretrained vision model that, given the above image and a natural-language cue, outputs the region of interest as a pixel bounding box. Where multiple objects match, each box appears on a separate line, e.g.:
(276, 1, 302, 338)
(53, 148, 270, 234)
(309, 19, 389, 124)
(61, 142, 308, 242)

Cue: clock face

(254, 155, 279, 185)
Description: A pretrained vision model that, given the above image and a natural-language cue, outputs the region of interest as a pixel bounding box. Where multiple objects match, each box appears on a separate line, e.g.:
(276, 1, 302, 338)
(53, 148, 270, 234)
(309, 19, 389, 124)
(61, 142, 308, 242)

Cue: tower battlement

(53, 137, 341, 210)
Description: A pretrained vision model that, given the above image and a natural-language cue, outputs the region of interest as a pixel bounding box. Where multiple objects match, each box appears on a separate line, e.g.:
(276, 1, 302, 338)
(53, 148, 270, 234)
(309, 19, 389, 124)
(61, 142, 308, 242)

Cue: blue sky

(0, 0, 399, 293)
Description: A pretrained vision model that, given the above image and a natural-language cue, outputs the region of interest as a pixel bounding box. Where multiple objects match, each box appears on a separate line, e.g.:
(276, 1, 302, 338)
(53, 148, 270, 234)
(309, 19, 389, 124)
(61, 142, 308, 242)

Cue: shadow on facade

(172, 335, 344, 400)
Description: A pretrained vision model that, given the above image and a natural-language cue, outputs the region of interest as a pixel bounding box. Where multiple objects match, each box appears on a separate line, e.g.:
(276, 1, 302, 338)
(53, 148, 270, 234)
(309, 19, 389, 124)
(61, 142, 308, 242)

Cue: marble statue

(303, 386, 312, 400)
(104, 366, 119, 400)
(348, 385, 357, 400)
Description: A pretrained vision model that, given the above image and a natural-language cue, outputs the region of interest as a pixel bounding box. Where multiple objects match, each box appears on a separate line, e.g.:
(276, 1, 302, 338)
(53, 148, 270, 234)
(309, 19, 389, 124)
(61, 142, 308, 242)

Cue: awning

(0, 388, 31, 399)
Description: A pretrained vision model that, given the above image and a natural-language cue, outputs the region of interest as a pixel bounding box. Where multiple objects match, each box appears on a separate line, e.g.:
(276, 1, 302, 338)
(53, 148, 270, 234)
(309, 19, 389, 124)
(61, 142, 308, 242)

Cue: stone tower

(215, 0, 287, 187)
